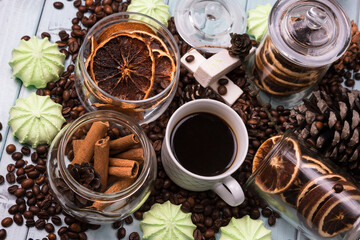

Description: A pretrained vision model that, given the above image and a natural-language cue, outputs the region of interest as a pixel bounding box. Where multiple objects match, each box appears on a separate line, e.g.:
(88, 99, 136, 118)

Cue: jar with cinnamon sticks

(47, 110, 157, 223)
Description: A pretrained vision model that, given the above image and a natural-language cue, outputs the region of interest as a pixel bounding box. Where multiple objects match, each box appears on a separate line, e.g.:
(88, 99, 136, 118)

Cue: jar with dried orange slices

(245, 130, 360, 240)
(75, 12, 180, 124)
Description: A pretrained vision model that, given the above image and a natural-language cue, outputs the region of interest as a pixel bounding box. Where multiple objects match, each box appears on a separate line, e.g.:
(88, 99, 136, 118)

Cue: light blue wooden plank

(337, 0, 360, 25)
(0, 0, 45, 158)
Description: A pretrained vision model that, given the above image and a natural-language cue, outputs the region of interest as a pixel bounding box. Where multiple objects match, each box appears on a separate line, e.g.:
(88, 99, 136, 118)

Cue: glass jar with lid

(47, 110, 157, 223)
(245, 130, 360, 240)
(251, 0, 351, 108)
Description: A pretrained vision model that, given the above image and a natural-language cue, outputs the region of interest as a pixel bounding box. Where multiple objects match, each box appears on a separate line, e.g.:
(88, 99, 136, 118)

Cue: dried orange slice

(153, 49, 175, 87)
(97, 22, 155, 44)
(252, 135, 281, 173)
(254, 136, 301, 194)
(129, 30, 170, 54)
(313, 190, 360, 237)
(302, 155, 333, 174)
(90, 33, 155, 100)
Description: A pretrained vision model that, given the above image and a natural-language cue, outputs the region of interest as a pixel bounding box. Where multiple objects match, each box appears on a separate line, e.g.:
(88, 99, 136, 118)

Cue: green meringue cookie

(9, 36, 65, 88)
(220, 215, 271, 240)
(127, 0, 171, 27)
(140, 201, 196, 240)
(247, 3, 273, 42)
(9, 93, 66, 148)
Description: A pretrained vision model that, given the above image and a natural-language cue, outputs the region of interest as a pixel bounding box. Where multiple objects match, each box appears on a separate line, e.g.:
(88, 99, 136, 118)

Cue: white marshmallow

(180, 49, 243, 106)
(194, 49, 241, 88)
(180, 50, 206, 74)
(210, 76, 243, 106)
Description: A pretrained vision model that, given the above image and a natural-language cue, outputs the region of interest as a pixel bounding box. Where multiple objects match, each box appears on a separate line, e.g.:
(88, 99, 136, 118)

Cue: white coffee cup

(161, 99, 248, 206)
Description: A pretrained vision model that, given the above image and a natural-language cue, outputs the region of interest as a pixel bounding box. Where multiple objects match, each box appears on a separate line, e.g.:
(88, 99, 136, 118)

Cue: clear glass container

(245, 130, 360, 240)
(47, 111, 157, 223)
(250, 0, 351, 108)
(75, 12, 180, 124)
(174, 0, 246, 53)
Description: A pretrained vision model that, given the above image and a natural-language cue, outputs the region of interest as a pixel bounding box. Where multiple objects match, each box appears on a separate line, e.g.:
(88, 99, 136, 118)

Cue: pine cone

(228, 33, 252, 59)
(287, 86, 360, 179)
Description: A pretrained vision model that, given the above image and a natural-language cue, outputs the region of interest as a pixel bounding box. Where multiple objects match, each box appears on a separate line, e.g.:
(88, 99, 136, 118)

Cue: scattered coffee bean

(23, 211, 34, 219)
(0, 175, 4, 185)
(21, 35, 31, 41)
(48, 233, 56, 240)
(51, 216, 62, 226)
(70, 223, 81, 233)
(6, 144, 16, 154)
(45, 223, 55, 233)
(41, 32, 51, 40)
(54, 1, 64, 9)
(6, 172, 15, 184)
(218, 78, 229, 85)
(117, 227, 126, 239)
(13, 213, 23, 225)
(124, 216, 133, 225)
(7, 164, 15, 173)
(250, 208, 260, 219)
(0, 229, 6, 240)
(11, 152, 23, 161)
(26, 219, 35, 227)
(1, 217, 13, 228)
(268, 215, 276, 226)
(21, 178, 34, 189)
(21, 146, 31, 156)
(217, 85, 227, 95)
(8, 205, 19, 215)
(129, 232, 140, 240)
(35, 219, 46, 230)
(112, 220, 122, 229)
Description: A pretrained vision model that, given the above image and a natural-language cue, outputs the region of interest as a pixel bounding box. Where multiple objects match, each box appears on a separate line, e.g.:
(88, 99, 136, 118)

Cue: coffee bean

(250, 208, 260, 219)
(45, 223, 55, 233)
(7, 164, 15, 172)
(217, 85, 227, 95)
(333, 183, 343, 193)
(112, 220, 122, 229)
(262, 208, 272, 218)
(13, 213, 23, 225)
(0, 175, 4, 185)
(117, 227, 126, 239)
(8, 205, 19, 214)
(1, 217, 13, 227)
(16, 174, 26, 184)
(268, 215, 276, 226)
(21, 178, 34, 189)
(204, 228, 215, 238)
(36, 145, 47, 155)
(23, 211, 34, 219)
(41, 32, 51, 40)
(38, 210, 49, 219)
(27, 197, 37, 206)
(345, 79, 355, 87)
(26, 219, 35, 227)
(31, 152, 38, 162)
(8, 185, 18, 194)
(69, 223, 81, 233)
(12, 152, 23, 161)
(0, 229, 6, 240)
(35, 219, 46, 230)
(124, 216, 133, 225)
(133, 211, 143, 220)
(218, 78, 229, 85)
(27, 170, 40, 179)
(129, 232, 140, 240)
(18, 204, 26, 214)
(6, 172, 15, 184)
(51, 216, 62, 226)
(21, 146, 31, 156)
(48, 233, 56, 240)
(15, 198, 24, 205)
(64, 216, 75, 225)
(29, 206, 40, 214)
(15, 159, 25, 168)
(6, 144, 16, 154)
(54, 1, 64, 9)
(58, 226, 68, 236)
(185, 55, 194, 63)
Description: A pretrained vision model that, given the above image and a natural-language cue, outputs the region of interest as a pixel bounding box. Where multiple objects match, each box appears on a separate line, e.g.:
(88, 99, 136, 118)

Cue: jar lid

(269, 0, 351, 67)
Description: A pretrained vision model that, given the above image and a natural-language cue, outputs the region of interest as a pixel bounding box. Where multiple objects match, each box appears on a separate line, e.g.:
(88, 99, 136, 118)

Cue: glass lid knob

(306, 7, 327, 30)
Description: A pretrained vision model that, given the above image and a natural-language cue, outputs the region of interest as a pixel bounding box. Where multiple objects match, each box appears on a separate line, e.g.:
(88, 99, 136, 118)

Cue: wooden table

(0, 0, 359, 239)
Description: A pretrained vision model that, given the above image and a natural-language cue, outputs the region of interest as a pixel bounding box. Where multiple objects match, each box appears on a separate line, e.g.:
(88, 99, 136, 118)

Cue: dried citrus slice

(254, 136, 301, 194)
(302, 155, 333, 174)
(252, 135, 281, 173)
(129, 30, 170, 54)
(298, 181, 357, 228)
(296, 174, 346, 208)
(90, 33, 155, 100)
(313, 190, 360, 237)
(97, 22, 155, 44)
(152, 49, 175, 91)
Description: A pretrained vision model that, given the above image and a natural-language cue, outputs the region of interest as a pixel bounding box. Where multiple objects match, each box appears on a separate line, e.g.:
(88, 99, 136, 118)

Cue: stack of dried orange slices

(253, 135, 360, 238)
(86, 22, 176, 101)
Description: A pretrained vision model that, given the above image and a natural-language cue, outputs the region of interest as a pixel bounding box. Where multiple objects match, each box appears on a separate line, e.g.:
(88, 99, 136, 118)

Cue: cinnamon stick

(91, 178, 135, 211)
(113, 148, 144, 163)
(108, 159, 139, 178)
(109, 134, 139, 155)
(71, 121, 109, 165)
(94, 137, 110, 192)
(72, 139, 83, 158)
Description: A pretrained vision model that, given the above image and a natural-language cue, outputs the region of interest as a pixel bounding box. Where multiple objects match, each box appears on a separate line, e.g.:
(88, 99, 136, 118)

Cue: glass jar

(47, 111, 157, 224)
(75, 12, 180, 124)
(245, 130, 360, 240)
(250, 0, 351, 108)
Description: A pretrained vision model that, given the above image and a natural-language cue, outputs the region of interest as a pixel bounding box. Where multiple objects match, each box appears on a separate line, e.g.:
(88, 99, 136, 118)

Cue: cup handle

(212, 176, 245, 207)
